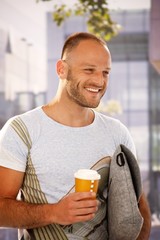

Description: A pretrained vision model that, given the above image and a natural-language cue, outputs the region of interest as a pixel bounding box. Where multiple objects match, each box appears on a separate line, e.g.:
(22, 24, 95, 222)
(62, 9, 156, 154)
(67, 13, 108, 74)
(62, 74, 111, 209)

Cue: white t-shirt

(0, 107, 136, 203)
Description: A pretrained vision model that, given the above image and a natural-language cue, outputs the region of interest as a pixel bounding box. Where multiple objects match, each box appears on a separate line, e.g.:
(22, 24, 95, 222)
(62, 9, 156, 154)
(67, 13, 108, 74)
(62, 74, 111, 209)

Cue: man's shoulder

(94, 110, 121, 126)
(0, 107, 42, 141)
(19, 106, 42, 121)
(18, 107, 43, 138)
(5, 107, 41, 124)
(94, 110, 129, 135)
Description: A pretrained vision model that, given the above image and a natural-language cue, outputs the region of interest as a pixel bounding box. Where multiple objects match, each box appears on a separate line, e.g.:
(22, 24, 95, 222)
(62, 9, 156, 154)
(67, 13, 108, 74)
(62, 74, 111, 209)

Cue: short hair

(61, 32, 106, 59)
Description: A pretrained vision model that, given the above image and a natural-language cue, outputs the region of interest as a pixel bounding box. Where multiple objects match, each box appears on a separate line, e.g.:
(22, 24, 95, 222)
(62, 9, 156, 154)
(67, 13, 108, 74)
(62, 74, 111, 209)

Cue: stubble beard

(66, 69, 103, 108)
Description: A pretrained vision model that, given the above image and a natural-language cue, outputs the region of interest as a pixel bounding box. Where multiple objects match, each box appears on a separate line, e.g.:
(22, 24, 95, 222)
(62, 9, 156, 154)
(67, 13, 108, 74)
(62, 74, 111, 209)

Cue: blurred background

(0, 0, 160, 239)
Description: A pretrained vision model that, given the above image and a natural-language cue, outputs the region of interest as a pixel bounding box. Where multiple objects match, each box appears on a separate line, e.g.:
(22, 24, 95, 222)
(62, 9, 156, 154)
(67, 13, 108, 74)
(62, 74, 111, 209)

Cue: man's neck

(42, 100, 95, 127)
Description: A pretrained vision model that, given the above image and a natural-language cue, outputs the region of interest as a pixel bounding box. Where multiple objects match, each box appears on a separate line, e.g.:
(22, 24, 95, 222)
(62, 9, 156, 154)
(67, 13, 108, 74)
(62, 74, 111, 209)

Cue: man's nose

(93, 71, 105, 85)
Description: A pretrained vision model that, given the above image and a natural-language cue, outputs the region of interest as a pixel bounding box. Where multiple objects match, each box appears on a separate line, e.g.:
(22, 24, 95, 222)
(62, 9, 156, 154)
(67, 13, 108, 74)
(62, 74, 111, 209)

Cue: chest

(30, 129, 115, 174)
(27, 127, 117, 202)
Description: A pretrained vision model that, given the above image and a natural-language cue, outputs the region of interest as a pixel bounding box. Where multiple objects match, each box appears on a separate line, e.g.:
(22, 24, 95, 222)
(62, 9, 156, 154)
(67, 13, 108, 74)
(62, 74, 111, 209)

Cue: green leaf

(36, 0, 120, 40)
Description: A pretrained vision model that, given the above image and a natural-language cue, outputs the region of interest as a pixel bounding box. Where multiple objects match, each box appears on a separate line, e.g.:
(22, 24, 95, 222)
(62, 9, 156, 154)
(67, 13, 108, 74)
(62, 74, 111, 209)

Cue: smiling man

(44, 35, 111, 128)
(0, 32, 151, 240)
(60, 38, 111, 109)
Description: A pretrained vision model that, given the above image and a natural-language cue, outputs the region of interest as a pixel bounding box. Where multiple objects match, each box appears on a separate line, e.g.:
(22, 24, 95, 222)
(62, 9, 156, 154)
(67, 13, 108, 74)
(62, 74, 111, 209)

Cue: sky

(40, 0, 151, 10)
(107, 0, 151, 10)
(50, 0, 151, 10)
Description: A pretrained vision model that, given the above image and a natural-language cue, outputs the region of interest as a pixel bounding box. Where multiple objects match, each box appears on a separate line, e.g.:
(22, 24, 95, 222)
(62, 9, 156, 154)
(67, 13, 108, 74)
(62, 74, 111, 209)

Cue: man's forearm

(0, 192, 98, 229)
(0, 198, 53, 229)
(136, 193, 151, 240)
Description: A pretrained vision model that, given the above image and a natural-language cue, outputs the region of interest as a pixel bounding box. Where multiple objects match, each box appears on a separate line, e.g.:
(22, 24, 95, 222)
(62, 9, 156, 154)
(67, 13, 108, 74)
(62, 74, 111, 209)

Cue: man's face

(64, 40, 111, 108)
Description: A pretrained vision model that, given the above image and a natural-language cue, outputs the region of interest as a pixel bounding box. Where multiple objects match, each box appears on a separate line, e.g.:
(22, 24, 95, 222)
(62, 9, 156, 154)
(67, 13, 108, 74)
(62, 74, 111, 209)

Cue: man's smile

(85, 87, 101, 93)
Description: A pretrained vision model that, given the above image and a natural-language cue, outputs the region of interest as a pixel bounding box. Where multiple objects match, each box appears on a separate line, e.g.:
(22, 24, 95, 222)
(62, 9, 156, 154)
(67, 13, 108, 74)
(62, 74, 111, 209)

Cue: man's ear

(56, 60, 68, 79)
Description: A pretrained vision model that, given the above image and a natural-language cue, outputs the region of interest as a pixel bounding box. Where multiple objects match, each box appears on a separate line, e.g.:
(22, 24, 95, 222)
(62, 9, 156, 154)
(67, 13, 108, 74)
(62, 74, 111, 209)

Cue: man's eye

(103, 71, 109, 78)
(84, 69, 94, 73)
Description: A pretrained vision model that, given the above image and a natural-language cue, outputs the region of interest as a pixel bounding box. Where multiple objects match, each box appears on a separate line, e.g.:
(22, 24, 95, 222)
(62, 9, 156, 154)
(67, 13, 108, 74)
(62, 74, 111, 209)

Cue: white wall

(0, 0, 52, 100)
(0, 0, 54, 51)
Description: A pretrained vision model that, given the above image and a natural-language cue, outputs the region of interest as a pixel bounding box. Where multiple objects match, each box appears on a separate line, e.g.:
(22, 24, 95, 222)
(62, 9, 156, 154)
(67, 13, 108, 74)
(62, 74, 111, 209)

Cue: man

(0, 32, 151, 239)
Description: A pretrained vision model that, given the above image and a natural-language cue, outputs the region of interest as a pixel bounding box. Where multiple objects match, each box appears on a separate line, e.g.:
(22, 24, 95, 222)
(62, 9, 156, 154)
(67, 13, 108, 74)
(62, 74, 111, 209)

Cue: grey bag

(107, 144, 144, 240)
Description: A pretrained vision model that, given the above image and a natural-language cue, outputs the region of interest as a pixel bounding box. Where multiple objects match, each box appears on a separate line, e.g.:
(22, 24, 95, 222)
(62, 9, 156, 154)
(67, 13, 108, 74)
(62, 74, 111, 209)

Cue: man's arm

(0, 166, 98, 228)
(136, 192, 151, 240)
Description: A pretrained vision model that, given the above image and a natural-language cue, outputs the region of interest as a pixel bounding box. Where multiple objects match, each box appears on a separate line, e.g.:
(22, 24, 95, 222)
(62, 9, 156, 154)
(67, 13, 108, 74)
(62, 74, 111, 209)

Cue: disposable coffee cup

(74, 169, 101, 194)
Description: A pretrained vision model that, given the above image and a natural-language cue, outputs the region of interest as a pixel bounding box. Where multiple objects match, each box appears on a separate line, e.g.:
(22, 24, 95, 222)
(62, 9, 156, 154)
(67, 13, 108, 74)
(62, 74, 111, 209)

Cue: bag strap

(11, 117, 32, 152)
(11, 117, 68, 240)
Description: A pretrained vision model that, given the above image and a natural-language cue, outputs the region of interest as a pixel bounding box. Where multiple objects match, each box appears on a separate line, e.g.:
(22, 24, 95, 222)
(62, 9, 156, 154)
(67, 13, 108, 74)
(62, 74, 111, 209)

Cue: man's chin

(77, 99, 100, 108)
(91, 101, 101, 108)
(88, 103, 100, 109)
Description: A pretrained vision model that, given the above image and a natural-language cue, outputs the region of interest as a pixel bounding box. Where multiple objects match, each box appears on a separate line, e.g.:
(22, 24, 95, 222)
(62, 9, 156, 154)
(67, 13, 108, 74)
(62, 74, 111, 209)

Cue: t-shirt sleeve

(118, 121, 137, 158)
(0, 118, 28, 172)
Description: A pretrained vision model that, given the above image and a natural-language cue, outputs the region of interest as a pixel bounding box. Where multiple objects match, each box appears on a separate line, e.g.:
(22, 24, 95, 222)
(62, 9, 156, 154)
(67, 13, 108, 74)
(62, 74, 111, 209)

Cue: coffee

(74, 169, 101, 193)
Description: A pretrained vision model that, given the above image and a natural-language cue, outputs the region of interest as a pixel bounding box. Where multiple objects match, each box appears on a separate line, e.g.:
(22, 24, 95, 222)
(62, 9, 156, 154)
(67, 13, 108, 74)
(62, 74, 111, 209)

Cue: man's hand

(0, 167, 99, 228)
(52, 192, 99, 225)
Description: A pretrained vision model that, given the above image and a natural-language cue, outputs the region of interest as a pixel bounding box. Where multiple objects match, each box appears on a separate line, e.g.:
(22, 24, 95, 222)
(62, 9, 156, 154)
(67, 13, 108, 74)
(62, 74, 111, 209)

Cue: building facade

(0, 0, 48, 128)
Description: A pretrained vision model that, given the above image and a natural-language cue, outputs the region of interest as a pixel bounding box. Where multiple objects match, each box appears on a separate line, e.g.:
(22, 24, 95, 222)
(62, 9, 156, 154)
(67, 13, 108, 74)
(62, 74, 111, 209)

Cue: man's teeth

(86, 88, 99, 92)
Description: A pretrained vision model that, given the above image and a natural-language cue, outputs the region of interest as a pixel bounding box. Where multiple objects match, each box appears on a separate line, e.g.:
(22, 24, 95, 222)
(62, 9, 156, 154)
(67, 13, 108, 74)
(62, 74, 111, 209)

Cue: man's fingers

(74, 213, 96, 223)
(54, 192, 99, 225)
(73, 205, 98, 216)
(75, 198, 98, 209)
(71, 192, 96, 201)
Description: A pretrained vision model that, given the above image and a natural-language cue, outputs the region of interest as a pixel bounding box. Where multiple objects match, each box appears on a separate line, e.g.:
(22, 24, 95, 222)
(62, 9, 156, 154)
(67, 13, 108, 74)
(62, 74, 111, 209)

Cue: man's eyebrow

(80, 63, 96, 67)
(81, 63, 111, 70)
